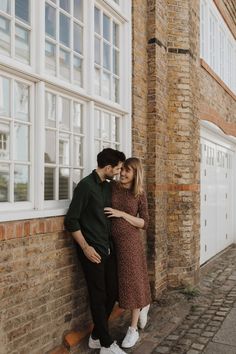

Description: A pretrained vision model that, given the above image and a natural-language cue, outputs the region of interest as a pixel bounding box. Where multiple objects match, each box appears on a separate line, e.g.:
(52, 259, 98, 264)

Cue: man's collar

(92, 169, 104, 184)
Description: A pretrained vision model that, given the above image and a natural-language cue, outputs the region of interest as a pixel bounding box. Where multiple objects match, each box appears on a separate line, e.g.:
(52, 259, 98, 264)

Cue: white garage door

(200, 125, 234, 265)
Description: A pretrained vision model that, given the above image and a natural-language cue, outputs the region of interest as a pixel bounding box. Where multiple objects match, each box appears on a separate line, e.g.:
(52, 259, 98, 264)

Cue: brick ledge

(48, 305, 124, 354)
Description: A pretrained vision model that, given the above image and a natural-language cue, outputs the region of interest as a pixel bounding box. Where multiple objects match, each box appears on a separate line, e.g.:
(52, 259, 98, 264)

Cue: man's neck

(96, 168, 106, 181)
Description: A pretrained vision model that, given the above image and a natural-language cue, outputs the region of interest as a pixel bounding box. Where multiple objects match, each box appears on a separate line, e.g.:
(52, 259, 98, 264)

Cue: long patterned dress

(111, 182, 151, 309)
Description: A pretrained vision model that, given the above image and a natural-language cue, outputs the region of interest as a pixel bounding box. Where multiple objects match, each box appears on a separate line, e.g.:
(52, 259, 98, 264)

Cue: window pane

(73, 136, 82, 166)
(0, 164, 9, 202)
(94, 109, 101, 138)
(45, 4, 56, 39)
(15, 25, 30, 64)
(14, 82, 29, 121)
(73, 102, 82, 133)
(74, 0, 83, 21)
(103, 43, 110, 70)
(94, 67, 100, 95)
(113, 22, 119, 47)
(73, 56, 82, 86)
(0, 76, 10, 117)
(94, 7, 100, 34)
(59, 168, 69, 199)
(0, 16, 11, 56)
(15, 0, 30, 24)
(59, 133, 70, 165)
(0, 0, 10, 13)
(74, 23, 83, 54)
(45, 130, 56, 163)
(45, 92, 56, 127)
(102, 72, 110, 99)
(72, 168, 81, 186)
(59, 49, 70, 81)
(103, 14, 110, 41)
(111, 115, 119, 141)
(14, 164, 29, 201)
(0, 123, 10, 160)
(14, 124, 29, 161)
(60, 13, 70, 47)
(58, 97, 70, 130)
(60, 0, 70, 13)
(102, 113, 110, 140)
(95, 37, 100, 64)
(113, 48, 119, 75)
(113, 77, 119, 103)
(45, 41, 56, 76)
(94, 139, 101, 161)
(44, 167, 55, 200)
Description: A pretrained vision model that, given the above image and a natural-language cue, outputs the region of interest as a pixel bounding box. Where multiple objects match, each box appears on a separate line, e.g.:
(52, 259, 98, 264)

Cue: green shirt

(64, 170, 112, 255)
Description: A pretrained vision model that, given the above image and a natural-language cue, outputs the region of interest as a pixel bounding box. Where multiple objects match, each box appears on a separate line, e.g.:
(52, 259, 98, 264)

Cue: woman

(104, 157, 151, 349)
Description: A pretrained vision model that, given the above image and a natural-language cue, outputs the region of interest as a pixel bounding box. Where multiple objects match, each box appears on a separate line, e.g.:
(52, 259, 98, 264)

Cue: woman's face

(120, 165, 134, 186)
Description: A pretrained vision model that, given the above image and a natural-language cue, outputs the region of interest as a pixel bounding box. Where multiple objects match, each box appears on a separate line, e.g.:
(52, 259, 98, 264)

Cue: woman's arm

(104, 207, 144, 228)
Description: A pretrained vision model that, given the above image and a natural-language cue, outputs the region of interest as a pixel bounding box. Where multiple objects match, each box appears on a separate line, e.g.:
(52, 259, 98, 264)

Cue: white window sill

(0, 208, 68, 223)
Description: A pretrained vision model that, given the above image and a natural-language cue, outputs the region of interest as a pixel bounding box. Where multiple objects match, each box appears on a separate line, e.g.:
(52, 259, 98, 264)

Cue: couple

(64, 148, 151, 354)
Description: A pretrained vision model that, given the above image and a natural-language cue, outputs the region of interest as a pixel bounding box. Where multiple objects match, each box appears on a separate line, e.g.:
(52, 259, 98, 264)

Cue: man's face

(104, 162, 123, 180)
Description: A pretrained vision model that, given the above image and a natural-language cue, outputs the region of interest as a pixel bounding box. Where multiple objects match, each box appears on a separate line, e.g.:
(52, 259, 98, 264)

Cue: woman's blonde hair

(123, 157, 144, 197)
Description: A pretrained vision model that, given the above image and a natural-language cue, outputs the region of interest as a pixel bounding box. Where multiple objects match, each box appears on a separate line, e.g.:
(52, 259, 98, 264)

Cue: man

(64, 148, 126, 354)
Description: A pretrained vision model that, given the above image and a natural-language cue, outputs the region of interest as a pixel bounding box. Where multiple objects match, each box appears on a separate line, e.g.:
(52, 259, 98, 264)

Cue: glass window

(74, 0, 83, 21)
(0, 75, 32, 204)
(44, 91, 85, 201)
(45, 4, 56, 39)
(0, 0, 11, 14)
(15, 25, 30, 64)
(94, 8, 120, 102)
(0, 76, 10, 117)
(94, 108, 121, 162)
(45, 41, 56, 76)
(0, 16, 11, 56)
(200, 0, 236, 94)
(15, 0, 30, 24)
(45, 1, 84, 87)
(0, 0, 32, 64)
(60, 13, 70, 47)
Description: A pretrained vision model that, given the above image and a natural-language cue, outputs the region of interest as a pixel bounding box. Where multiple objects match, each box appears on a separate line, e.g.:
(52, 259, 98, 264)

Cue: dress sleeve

(138, 191, 149, 230)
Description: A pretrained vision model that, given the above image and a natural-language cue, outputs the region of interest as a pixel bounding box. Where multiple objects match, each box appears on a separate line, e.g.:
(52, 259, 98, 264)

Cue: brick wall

(0, 218, 90, 354)
(0, 1, 236, 353)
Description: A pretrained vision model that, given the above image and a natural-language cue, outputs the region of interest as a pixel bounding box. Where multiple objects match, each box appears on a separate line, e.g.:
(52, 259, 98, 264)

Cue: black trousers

(76, 246, 118, 347)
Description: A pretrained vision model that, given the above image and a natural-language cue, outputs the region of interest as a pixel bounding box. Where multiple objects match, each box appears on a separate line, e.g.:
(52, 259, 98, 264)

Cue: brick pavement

(75, 245, 236, 354)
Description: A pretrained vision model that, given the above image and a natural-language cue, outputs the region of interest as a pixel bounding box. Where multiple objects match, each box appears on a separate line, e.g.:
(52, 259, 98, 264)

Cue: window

(0, 74, 32, 203)
(94, 108, 121, 159)
(94, 6, 120, 103)
(44, 90, 84, 201)
(0, 0, 31, 64)
(200, 0, 236, 94)
(45, 0, 84, 86)
(0, 1, 131, 219)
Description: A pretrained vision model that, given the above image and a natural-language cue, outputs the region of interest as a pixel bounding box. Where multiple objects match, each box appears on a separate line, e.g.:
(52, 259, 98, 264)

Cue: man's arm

(72, 229, 101, 263)
(65, 182, 101, 263)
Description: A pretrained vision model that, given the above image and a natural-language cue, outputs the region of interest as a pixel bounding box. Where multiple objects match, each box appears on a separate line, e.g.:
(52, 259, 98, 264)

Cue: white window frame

(200, 0, 236, 95)
(0, 0, 131, 221)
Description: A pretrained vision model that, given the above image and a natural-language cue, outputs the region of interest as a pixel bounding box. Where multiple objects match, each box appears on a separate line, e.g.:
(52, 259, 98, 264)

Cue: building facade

(0, 0, 235, 353)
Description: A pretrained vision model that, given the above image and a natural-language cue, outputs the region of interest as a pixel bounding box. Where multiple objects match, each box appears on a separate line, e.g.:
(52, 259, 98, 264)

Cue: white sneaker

(88, 335, 101, 349)
(100, 341, 127, 354)
(121, 327, 139, 348)
(138, 304, 150, 329)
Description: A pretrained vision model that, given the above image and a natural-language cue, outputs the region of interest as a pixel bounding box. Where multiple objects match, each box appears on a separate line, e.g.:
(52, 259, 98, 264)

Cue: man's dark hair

(97, 148, 126, 168)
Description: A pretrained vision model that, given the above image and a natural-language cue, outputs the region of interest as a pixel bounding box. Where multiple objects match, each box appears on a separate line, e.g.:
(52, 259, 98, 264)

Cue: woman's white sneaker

(121, 327, 139, 348)
(138, 304, 150, 329)
(88, 335, 101, 349)
(100, 341, 127, 354)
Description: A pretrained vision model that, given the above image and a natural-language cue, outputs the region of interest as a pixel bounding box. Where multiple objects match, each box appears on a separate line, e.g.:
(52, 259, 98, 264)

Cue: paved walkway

(79, 245, 236, 354)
